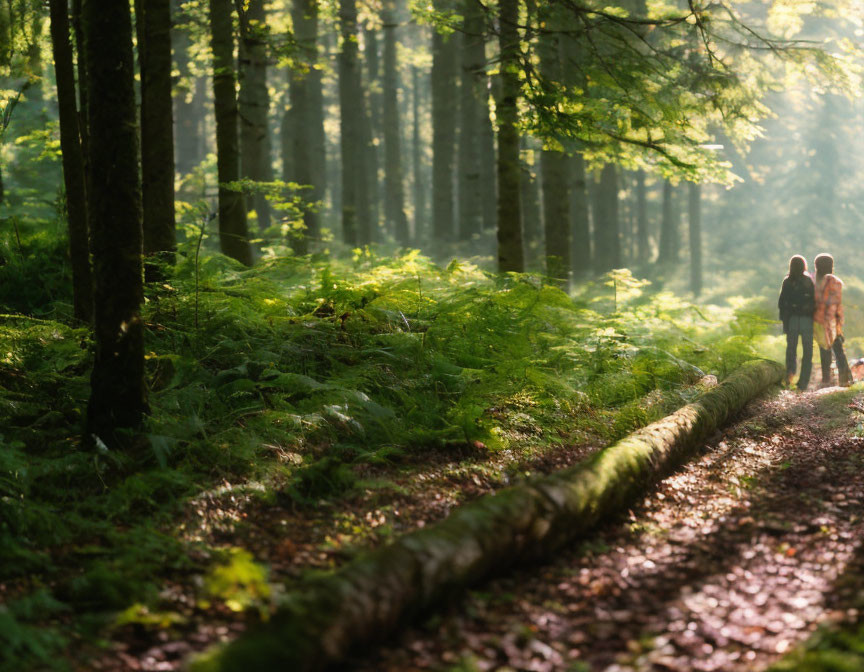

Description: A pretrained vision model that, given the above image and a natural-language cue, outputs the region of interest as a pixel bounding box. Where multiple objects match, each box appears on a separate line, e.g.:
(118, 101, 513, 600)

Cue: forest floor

(82, 382, 864, 671)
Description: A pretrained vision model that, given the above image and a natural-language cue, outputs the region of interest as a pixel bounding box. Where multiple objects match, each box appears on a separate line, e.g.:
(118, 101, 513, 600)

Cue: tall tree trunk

(570, 154, 590, 277)
(338, 0, 371, 246)
(520, 139, 542, 269)
(282, 65, 294, 184)
(592, 164, 620, 274)
(238, 0, 273, 230)
(363, 24, 381, 236)
(172, 0, 203, 176)
(411, 64, 425, 243)
(71, 0, 90, 198)
(135, 0, 176, 275)
(210, 0, 253, 264)
(689, 182, 702, 296)
(658, 179, 679, 266)
(457, 0, 483, 241)
(49, 0, 92, 322)
(538, 18, 570, 286)
(636, 169, 649, 263)
(496, 0, 524, 272)
(291, 0, 323, 253)
(431, 16, 459, 247)
(382, 0, 409, 244)
(84, 0, 147, 445)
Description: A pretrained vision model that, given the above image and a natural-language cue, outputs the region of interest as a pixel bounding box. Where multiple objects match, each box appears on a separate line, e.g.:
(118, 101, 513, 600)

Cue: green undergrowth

(0, 239, 771, 669)
(769, 622, 864, 671)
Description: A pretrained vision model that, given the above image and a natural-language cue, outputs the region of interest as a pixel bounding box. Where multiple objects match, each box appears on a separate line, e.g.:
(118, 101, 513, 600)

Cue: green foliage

(0, 237, 771, 669)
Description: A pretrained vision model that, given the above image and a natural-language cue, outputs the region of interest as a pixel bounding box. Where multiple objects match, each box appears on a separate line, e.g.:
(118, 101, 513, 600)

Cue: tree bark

(411, 64, 425, 243)
(496, 0, 524, 273)
(135, 0, 176, 273)
(689, 182, 702, 296)
(658, 179, 679, 266)
(636, 169, 649, 263)
(49, 0, 93, 323)
(238, 0, 273, 231)
(49, 0, 92, 318)
(520, 139, 542, 269)
(71, 0, 90, 198)
(291, 0, 323, 254)
(538, 20, 570, 286)
(431, 15, 459, 247)
(382, 0, 409, 244)
(592, 164, 620, 274)
(569, 154, 590, 277)
(84, 0, 148, 445)
(457, 0, 483, 241)
(363, 24, 381, 236)
(190, 359, 783, 672)
(338, 0, 371, 246)
(209, 0, 253, 265)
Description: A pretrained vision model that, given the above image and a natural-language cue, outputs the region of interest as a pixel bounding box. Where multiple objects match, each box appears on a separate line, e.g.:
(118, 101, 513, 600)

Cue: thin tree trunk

(84, 0, 147, 445)
(291, 0, 322, 253)
(71, 0, 90, 198)
(538, 19, 570, 286)
(210, 0, 253, 264)
(411, 65, 425, 243)
(431, 16, 459, 247)
(457, 0, 483, 241)
(382, 0, 409, 244)
(658, 180, 679, 266)
(238, 0, 273, 230)
(570, 154, 590, 277)
(496, 0, 523, 272)
(593, 164, 620, 274)
(364, 24, 381, 236)
(689, 182, 702, 296)
(520, 139, 542, 269)
(49, 0, 92, 322)
(636, 169, 649, 263)
(338, 0, 371, 246)
(135, 0, 176, 275)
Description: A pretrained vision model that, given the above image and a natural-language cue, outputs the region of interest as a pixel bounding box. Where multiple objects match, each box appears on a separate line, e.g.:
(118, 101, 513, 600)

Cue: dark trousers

(786, 315, 813, 390)
(820, 334, 851, 385)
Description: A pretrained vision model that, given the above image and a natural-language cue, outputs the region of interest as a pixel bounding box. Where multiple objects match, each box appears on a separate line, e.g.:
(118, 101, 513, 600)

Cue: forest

(3, 0, 864, 669)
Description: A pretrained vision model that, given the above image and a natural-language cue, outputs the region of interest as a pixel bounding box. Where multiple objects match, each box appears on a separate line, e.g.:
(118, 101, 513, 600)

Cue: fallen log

(189, 359, 783, 672)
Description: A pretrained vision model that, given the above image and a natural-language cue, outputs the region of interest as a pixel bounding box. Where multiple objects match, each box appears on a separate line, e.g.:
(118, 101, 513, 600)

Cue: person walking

(813, 252, 852, 387)
(778, 255, 814, 391)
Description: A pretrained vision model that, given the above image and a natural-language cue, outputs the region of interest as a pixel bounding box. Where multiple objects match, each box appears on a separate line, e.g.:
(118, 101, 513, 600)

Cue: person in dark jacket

(778, 254, 815, 390)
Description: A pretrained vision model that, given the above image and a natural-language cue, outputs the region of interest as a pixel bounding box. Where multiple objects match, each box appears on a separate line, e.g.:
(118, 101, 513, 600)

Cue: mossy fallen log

(189, 359, 783, 672)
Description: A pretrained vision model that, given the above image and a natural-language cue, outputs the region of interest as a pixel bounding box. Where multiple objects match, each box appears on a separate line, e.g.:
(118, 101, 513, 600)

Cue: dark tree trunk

(338, 0, 371, 246)
(636, 169, 649, 263)
(84, 0, 147, 445)
(238, 0, 273, 230)
(658, 179, 679, 266)
(570, 154, 590, 277)
(291, 0, 323, 253)
(411, 64, 425, 243)
(71, 0, 90, 197)
(496, 0, 524, 272)
(135, 0, 176, 274)
(49, 0, 93, 323)
(689, 182, 702, 296)
(382, 0, 409, 244)
(431, 16, 459, 247)
(172, 0, 202, 176)
(457, 0, 483, 241)
(592, 164, 620, 274)
(209, 0, 253, 265)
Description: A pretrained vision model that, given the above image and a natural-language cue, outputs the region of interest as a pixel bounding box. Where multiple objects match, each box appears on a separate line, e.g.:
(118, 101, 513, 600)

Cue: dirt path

(352, 386, 864, 672)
